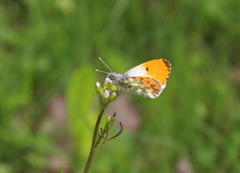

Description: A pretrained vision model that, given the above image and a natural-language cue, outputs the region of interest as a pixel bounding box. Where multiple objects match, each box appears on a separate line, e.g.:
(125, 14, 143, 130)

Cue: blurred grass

(0, 0, 240, 172)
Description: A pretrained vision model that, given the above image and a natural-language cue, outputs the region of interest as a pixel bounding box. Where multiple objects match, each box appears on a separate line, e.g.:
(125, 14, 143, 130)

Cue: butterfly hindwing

(116, 76, 162, 98)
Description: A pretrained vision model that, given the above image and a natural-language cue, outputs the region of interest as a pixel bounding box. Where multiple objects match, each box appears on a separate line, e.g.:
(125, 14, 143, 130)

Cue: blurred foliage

(0, 0, 240, 172)
(66, 65, 96, 170)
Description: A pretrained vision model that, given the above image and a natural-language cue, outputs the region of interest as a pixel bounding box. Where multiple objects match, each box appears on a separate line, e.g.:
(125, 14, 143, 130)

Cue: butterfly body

(107, 59, 171, 99)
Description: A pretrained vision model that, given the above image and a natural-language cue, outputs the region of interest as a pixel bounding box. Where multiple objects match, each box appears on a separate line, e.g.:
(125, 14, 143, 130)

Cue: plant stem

(83, 107, 105, 173)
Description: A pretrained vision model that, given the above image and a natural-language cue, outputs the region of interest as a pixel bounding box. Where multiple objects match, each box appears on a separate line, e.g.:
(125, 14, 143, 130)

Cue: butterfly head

(107, 72, 126, 82)
(96, 57, 124, 83)
(107, 72, 116, 81)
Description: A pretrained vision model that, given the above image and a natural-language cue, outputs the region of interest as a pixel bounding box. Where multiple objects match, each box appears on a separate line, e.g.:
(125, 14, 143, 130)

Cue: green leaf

(66, 64, 98, 166)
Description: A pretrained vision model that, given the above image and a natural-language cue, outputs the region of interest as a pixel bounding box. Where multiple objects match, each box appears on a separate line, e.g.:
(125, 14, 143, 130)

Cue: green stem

(83, 107, 106, 173)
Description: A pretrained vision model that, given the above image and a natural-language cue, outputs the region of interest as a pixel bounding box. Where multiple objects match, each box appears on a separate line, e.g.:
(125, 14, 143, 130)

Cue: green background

(1, 0, 240, 172)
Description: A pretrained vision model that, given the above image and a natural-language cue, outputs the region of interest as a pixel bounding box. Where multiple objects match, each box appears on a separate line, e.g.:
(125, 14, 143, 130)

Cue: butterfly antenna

(98, 57, 112, 72)
(95, 69, 109, 74)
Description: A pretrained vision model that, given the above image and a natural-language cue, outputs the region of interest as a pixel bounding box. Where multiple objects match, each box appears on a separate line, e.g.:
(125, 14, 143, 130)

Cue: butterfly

(96, 58, 172, 99)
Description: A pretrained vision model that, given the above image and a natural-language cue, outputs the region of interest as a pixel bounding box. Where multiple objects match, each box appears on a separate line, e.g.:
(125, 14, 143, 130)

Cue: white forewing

(124, 65, 149, 77)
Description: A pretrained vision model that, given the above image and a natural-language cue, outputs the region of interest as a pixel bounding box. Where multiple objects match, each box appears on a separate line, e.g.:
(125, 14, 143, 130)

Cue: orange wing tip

(142, 59, 172, 85)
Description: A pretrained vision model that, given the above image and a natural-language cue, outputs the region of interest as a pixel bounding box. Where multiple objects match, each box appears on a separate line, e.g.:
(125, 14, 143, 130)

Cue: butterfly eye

(108, 74, 116, 81)
(146, 67, 149, 71)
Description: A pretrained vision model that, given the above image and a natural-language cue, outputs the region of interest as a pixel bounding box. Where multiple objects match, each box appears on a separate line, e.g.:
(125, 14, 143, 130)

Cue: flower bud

(104, 78, 113, 89)
(95, 82, 103, 95)
(105, 115, 116, 129)
(101, 90, 110, 104)
(109, 92, 117, 102)
(103, 90, 110, 98)
(111, 84, 118, 92)
(105, 77, 113, 83)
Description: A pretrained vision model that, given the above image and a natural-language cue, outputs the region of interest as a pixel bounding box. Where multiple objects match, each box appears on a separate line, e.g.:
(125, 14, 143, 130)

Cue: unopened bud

(105, 77, 112, 83)
(105, 115, 116, 129)
(109, 92, 117, 102)
(95, 82, 103, 95)
(103, 90, 110, 98)
(104, 78, 113, 88)
(111, 84, 118, 92)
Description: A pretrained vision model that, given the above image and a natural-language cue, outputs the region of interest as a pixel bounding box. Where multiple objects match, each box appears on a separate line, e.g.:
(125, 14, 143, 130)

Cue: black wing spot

(146, 67, 149, 71)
